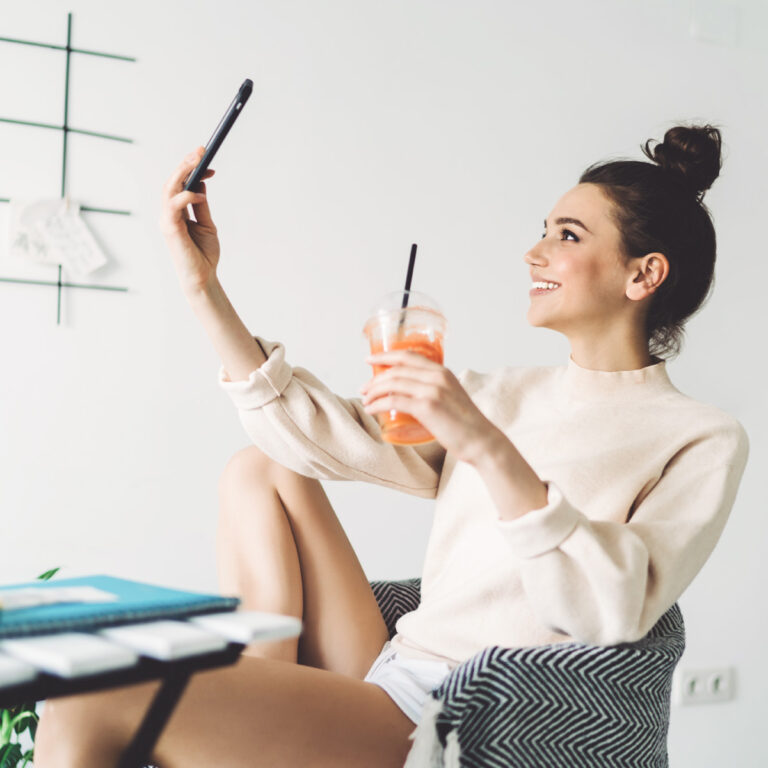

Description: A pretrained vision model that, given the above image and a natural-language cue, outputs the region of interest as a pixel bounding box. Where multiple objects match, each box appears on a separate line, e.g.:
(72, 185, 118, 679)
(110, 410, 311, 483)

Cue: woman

(35, 124, 748, 767)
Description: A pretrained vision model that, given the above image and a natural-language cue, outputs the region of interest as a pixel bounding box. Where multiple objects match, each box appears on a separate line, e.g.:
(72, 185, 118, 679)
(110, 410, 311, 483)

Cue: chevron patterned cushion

(370, 577, 422, 639)
(369, 578, 685, 768)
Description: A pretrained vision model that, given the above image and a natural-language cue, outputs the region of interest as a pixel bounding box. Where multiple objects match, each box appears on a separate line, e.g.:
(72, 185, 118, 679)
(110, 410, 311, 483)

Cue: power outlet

(672, 666, 735, 705)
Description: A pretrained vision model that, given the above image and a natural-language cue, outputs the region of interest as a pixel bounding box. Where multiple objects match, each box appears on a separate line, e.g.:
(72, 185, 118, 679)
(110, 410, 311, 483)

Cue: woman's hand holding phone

(158, 81, 267, 379)
(160, 146, 220, 296)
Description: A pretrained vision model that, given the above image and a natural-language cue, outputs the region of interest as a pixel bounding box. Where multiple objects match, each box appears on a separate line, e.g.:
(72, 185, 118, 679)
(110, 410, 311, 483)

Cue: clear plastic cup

(363, 290, 447, 445)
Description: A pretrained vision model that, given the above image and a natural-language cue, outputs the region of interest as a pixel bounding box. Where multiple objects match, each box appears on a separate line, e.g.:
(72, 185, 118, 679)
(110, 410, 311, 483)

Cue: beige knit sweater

(219, 338, 749, 668)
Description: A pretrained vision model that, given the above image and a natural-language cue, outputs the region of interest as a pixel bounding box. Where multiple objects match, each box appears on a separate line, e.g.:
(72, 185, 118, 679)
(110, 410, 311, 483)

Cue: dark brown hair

(579, 124, 722, 360)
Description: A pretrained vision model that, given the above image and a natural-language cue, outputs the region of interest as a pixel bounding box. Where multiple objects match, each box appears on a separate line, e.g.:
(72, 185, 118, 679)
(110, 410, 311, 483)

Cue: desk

(0, 611, 301, 768)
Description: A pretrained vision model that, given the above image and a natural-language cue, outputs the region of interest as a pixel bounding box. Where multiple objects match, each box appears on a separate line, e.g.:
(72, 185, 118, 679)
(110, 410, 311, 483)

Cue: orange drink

(363, 291, 447, 445)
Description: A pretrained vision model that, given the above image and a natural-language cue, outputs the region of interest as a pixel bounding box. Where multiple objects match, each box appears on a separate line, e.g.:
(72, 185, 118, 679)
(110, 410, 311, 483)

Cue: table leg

(116, 670, 190, 768)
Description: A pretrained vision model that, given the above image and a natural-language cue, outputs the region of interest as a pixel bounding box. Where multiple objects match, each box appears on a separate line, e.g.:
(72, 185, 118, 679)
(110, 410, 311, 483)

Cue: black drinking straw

(398, 243, 418, 332)
(402, 243, 417, 308)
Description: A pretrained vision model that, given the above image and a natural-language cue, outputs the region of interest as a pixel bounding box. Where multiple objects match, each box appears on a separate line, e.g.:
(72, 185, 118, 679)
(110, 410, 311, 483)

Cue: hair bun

(642, 124, 722, 201)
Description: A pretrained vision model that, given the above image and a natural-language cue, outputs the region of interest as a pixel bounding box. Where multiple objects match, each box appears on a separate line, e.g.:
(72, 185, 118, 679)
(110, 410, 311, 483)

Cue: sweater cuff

(496, 480, 580, 558)
(218, 337, 294, 410)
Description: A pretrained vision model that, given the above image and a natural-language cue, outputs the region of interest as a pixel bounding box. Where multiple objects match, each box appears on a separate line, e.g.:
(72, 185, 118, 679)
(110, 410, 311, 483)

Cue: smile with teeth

(531, 281, 561, 292)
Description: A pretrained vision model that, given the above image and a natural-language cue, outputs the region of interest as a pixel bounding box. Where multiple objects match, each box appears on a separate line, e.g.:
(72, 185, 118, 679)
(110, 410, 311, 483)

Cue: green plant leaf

(0, 569, 60, 766)
(0, 742, 22, 768)
(8, 714, 35, 739)
(36, 567, 60, 582)
(0, 709, 11, 745)
(11, 705, 35, 736)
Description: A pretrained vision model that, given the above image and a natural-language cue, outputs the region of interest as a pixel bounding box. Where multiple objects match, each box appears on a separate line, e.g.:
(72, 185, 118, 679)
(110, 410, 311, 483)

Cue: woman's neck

(568, 334, 654, 372)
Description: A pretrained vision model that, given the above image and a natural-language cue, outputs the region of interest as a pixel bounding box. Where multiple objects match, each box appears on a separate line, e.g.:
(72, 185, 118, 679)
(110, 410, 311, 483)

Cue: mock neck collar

(561, 354, 675, 404)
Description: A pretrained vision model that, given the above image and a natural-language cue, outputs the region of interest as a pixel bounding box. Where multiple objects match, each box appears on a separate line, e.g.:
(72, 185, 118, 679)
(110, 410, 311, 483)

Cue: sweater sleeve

(218, 337, 446, 497)
(495, 418, 750, 645)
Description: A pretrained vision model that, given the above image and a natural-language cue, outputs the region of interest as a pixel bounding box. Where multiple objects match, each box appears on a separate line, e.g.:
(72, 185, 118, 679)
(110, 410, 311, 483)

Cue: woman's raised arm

(159, 147, 267, 381)
(160, 148, 446, 494)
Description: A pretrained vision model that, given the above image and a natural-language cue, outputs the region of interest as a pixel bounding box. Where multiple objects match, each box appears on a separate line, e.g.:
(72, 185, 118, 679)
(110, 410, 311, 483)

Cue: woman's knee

(37, 682, 164, 767)
(34, 700, 69, 767)
(219, 445, 277, 496)
(35, 697, 118, 767)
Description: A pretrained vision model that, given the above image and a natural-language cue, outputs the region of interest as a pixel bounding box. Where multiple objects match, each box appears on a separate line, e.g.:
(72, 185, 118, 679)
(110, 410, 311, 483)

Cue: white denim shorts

(364, 640, 453, 725)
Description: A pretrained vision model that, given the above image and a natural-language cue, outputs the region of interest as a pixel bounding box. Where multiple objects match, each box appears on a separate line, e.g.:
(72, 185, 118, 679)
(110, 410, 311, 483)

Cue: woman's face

(523, 183, 634, 337)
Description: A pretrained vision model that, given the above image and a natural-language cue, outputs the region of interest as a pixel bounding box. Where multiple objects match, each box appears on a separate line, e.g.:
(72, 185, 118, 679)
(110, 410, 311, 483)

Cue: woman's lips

(529, 285, 561, 296)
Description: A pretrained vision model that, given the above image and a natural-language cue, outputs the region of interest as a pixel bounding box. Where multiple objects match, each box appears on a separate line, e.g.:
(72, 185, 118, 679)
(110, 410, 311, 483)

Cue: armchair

(370, 578, 684, 768)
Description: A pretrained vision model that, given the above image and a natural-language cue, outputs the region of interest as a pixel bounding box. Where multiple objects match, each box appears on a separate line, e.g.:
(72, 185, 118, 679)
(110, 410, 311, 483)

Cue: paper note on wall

(8, 198, 108, 276)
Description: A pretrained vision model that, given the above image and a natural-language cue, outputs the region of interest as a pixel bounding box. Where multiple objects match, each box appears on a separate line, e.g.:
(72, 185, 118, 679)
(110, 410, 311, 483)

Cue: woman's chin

(526, 309, 549, 328)
(526, 310, 564, 334)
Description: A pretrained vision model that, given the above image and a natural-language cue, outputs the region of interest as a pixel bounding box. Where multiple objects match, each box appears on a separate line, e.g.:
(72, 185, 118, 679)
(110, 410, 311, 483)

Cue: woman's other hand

(159, 146, 220, 295)
(360, 350, 503, 465)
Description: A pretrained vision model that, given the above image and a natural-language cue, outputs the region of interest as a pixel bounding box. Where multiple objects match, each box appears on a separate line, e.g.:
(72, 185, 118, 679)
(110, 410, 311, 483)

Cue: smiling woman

(525, 181, 665, 370)
(524, 126, 720, 371)
(34, 125, 748, 768)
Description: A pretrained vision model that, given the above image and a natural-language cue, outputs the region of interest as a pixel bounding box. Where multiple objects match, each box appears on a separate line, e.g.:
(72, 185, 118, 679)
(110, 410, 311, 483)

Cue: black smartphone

(183, 78, 253, 192)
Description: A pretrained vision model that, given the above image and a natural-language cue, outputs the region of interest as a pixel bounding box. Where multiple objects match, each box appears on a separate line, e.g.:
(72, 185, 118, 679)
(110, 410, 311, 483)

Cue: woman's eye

(541, 229, 579, 242)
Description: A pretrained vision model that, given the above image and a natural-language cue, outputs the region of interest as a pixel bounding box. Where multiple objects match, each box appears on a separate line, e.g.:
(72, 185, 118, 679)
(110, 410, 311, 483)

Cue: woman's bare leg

(34, 655, 416, 768)
(217, 446, 390, 679)
(34, 448, 413, 767)
(216, 447, 303, 662)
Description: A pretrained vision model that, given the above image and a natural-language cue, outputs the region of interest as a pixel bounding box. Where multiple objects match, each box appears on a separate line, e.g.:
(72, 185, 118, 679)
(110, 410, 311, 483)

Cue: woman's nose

(523, 239, 547, 267)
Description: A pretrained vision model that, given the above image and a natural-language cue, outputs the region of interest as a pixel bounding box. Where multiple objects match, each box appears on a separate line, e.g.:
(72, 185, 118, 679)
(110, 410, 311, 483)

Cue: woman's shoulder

(457, 362, 562, 395)
(659, 387, 749, 461)
(457, 362, 749, 464)
(457, 363, 565, 419)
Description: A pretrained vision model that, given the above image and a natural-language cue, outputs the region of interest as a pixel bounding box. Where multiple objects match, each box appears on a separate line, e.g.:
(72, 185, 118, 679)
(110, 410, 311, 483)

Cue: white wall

(0, 0, 765, 764)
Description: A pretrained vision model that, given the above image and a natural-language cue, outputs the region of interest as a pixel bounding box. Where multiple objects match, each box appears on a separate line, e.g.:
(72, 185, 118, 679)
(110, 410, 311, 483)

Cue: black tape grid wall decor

(0, 12, 135, 324)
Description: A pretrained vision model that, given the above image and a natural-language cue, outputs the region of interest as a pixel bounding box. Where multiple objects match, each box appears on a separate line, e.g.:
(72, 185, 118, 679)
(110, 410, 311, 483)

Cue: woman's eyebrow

(543, 216, 592, 234)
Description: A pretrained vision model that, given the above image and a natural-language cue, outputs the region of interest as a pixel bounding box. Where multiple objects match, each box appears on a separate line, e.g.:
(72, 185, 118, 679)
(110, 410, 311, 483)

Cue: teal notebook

(0, 574, 240, 639)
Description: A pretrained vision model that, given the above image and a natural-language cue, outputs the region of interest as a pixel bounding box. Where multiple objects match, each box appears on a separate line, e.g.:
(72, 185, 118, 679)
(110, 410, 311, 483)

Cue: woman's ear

(626, 252, 669, 301)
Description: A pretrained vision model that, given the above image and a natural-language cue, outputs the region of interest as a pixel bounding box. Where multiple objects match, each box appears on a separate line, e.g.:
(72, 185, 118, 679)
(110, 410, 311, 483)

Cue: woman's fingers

(165, 190, 206, 217)
(361, 373, 439, 404)
(365, 350, 442, 370)
(190, 181, 215, 229)
(160, 189, 206, 233)
(162, 147, 206, 198)
(361, 363, 444, 393)
(163, 155, 198, 196)
(363, 394, 416, 416)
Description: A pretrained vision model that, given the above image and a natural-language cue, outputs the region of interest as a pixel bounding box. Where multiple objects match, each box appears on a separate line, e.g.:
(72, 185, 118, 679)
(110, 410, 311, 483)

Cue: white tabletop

(0, 611, 302, 683)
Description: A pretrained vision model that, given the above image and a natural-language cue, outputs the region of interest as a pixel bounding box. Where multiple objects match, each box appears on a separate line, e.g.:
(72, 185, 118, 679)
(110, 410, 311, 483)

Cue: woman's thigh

(257, 454, 391, 678)
(36, 655, 416, 768)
